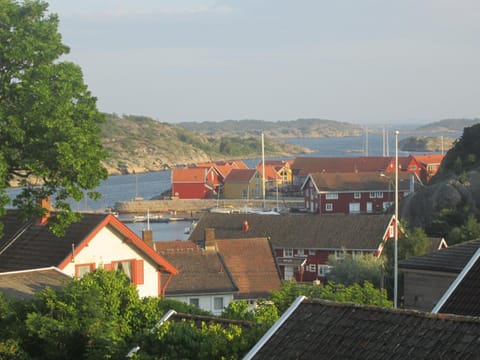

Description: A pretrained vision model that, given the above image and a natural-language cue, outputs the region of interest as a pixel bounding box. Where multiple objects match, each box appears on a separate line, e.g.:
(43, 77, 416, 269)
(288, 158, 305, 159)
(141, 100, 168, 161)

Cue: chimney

(142, 229, 154, 248)
(36, 196, 54, 226)
(205, 228, 216, 251)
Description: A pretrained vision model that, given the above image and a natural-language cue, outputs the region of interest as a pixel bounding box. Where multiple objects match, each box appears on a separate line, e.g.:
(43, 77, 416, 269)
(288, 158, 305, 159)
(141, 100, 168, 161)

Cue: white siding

(167, 294, 234, 315)
(62, 226, 160, 298)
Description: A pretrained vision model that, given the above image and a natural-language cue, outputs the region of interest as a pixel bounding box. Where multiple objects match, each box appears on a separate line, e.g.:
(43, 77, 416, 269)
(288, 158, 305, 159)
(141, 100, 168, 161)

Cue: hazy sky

(46, 0, 479, 125)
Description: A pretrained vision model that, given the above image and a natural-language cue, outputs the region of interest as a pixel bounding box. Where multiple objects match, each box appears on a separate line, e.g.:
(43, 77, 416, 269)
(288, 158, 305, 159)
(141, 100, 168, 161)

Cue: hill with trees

(415, 118, 480, 133)
(400, 123, 480, 244)
(177, 118, 363, 138)
(100, 114, 312, 175)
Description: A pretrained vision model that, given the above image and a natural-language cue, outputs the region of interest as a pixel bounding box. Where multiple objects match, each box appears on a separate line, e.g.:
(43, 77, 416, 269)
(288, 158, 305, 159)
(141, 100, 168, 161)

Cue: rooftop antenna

(382, 127, 386, 157)
(386, 129, 390, 157)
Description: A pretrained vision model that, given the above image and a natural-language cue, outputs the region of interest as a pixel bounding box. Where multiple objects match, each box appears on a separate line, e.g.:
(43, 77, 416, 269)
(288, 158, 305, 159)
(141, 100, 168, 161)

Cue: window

(308, 264, 316, 272)
(349, 203, 360, 214)
(75, 263, 95, 278)
(109, 259, 144, 285)
(375, 192, 384, 198)
(284, 248, 293, 257)
(190, 298, 199, 307)
(318, 265, 331, 277)
(325, 203, 333, 212)
(369, 192, 376, 199)
(213, 297, 224, 310)
(297, 249, 305, 256)
(352, 250, 364, 259)
(325, 192, 338, 199)
(308, 250, 316, 256)
(354, 192, 361, 199)
(335, 250, 346, 260)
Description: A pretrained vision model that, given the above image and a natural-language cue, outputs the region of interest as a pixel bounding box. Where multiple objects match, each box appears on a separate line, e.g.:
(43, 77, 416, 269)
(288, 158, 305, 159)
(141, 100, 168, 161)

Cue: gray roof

(245, 297, 480, 360)
(0, 267, 71, 299)
(434, 246, 480, 317)
(399, 239, 480, 273)
(189, 213, 393, 250)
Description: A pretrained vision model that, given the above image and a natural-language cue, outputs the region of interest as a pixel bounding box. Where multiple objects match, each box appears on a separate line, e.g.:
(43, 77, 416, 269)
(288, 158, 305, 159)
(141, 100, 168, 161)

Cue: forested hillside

(100, 114, 311, 174)
(415, 118, 480, 133)
(178, 118, 363, 138)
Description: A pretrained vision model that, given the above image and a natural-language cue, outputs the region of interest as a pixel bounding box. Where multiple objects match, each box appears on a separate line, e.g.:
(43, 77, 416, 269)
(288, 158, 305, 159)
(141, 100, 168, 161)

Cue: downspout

(160, 272, 174, 297)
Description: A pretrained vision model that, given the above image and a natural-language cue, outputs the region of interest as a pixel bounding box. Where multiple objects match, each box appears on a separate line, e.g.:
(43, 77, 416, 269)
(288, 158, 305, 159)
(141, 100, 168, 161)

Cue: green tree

(447, 214, 480, 245)
(327, 252, 386, 288)
(0, 0, 108, 235)
(268, 280, 391, 313)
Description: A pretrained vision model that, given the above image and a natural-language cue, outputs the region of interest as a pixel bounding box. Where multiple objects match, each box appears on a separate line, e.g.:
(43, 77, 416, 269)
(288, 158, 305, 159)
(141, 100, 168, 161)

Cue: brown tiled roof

(159, 246, 238, 296)
(189, 213, 393, 250)
(306, 171, 412, 192)
(172, 167, 208, 183)
(154, 240, 198, 253)
(246, 298, 480, 359)
(223, 169, 257, 183)
(0, 210, 178, 275)
(399, 239, 480, 273)
(291, 156, 404, 176)
(435, 246, 480, 316)
(215, 238, 281, 299)
(0, 267, 71, 299)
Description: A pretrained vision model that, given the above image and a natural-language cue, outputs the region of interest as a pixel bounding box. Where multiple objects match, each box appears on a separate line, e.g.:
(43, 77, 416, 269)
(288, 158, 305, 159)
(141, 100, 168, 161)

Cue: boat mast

(262, 132, 266, 209)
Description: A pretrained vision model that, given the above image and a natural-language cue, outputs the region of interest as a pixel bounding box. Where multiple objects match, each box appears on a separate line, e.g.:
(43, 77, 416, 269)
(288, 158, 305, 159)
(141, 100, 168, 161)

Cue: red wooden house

(189, 213, 398, 282)
(412, 154, 445, 183)
(171, 166, 220, 199)
(301, 171, 414, 214)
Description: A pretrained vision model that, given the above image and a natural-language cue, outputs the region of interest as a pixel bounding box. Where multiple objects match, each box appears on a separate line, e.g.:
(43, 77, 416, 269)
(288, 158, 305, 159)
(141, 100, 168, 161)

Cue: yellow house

(258, 160, 293, 188)
(223, 169, 261, 199)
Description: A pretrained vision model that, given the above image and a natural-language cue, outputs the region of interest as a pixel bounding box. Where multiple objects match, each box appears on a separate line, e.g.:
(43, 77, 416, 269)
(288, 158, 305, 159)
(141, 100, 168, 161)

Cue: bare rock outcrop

(400, 168, 480, 228)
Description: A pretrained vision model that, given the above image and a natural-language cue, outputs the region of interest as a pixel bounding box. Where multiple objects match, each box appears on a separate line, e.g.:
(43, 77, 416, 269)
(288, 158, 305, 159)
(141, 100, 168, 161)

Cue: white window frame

(284, 248, 293, 257)
(308, 263, 316, 272)
(349, 202, 361, 214)
(369, 192, 376, 199)
(297, 249, 305, 256)
(308, 249, 316, 256)
(325, 203, 333, 212)
(325, 192, 339, 200)
(376, 192, 384, 199)
(213, 297, 224, 311)
(354, 192, 361, 199)
(189, 298, 200, 307)
(318, 265, 331, 277)
(335, 250, 346, 260)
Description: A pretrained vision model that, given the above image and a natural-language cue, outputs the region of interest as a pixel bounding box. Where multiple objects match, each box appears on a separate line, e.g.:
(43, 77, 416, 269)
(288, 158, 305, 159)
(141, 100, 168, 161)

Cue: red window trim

(75, 263, 96, 277)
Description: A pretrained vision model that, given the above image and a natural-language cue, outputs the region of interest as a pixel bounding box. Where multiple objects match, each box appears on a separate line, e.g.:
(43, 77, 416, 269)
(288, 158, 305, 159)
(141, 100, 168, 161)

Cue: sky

(46, 0, 480, 125)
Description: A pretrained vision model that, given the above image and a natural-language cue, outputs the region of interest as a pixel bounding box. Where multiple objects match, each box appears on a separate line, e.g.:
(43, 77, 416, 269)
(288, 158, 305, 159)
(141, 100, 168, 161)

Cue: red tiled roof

(172, 167, 208, 183)
(413, 154, 445, 166)
(256, 165, 281, 181)
(223, 169, 258, 183)
(215, 237, 281, 299)
(196, 160, 248, 177)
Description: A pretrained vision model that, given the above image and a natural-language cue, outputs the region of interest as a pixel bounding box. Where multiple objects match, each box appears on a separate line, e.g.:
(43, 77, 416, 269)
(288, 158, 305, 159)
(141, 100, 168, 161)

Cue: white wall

(62, 226, 160, 297)
(167, 293, 234, 315)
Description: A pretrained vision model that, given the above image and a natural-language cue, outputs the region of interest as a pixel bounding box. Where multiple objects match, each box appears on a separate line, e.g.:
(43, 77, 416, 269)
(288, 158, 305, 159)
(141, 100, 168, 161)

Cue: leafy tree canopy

(0, 0, 108, 235)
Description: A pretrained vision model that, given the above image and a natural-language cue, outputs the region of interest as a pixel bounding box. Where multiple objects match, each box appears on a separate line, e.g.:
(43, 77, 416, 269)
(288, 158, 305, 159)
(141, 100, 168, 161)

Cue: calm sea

(6, 132, 457, 240)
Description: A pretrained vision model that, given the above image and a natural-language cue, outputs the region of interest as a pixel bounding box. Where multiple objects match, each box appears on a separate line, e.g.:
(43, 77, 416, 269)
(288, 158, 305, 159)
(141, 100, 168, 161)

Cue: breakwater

(114, 198, 304, 214)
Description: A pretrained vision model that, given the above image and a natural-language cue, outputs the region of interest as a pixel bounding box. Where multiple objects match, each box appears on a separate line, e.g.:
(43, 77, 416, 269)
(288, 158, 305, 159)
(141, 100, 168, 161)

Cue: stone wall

(114, 199, 304, 214)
